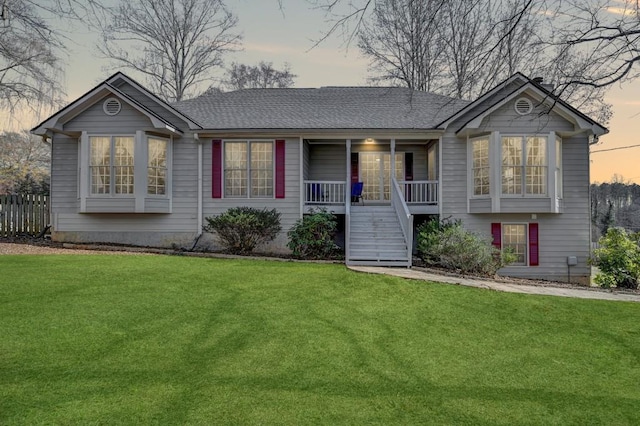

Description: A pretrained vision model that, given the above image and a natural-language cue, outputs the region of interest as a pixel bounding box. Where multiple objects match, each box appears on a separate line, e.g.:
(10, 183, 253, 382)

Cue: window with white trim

(224, 141, 274, 198)
(471, 136, 490, 196)
(503, 223, 527, 265)
(501, 136, 547, 195)
(90, 136, 134, 195)
(147, 137, 168, 195)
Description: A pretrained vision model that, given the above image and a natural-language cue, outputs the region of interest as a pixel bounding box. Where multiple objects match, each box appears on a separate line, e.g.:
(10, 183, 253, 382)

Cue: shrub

(204, 207, 281, 255)
(592, 227, 640, 289)
(417, 218, 513, 276)
(287, 209, 342, 259)
(416, 217, 461, 266)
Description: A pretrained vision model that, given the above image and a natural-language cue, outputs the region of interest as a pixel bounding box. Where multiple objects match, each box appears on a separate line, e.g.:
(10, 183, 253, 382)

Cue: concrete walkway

(348, 266, 640, 303)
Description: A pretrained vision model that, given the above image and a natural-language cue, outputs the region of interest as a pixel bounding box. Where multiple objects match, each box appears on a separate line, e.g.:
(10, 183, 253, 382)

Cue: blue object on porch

(310, 183, 323, 201)
(351, 182, 364, 204)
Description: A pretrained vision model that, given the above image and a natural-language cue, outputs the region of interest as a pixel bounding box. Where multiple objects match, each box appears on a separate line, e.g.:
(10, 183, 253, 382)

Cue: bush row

(203, 209, 513, 277)
(204, 207, 341, 259)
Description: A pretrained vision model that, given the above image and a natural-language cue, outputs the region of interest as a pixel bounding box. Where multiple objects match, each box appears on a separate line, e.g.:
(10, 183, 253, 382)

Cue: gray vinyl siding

(397, 145, 428, 181)
(476, 94, 574, 134)
(50, 136, 79, 213)
(308, 145, 347, 181)
(65, 96, 152, 133)
(201, 138, 301, 253)
(441, 94, 592, 282)
(50, 99, 200, 247)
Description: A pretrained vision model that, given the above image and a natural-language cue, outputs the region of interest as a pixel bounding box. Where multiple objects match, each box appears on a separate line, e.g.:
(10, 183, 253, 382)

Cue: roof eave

(195, 127, 445, 139)
(108, 73, 203, 130)
(31, 83, 184, 137)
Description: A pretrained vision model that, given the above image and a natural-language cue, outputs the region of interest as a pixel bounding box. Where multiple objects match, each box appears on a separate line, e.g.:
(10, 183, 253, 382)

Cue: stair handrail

(391, 177, 413, 267)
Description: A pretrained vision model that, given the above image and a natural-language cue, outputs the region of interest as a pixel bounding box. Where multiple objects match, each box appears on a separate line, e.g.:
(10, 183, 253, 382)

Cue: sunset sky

(4, 0, 639, 184)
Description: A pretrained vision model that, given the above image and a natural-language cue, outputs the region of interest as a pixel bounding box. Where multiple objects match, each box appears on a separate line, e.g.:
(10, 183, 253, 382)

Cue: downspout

(438, 135, 443, 218)
(190, 133, 203, 251)
(196, 133, 203, 236)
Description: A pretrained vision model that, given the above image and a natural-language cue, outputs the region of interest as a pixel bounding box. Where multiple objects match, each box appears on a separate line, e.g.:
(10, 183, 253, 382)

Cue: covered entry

(359, 152, 404, 202)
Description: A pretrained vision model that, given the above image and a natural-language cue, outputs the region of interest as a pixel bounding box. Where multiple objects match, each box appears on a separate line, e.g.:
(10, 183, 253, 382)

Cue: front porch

(301, 138, 440, 215)
(302, 180, 439, 215)
(301, 137, 440, 267)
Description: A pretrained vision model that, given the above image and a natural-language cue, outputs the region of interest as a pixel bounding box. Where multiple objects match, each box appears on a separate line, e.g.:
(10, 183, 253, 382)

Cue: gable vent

(514, 97, 533, 115)
(103, 97, 122, 116)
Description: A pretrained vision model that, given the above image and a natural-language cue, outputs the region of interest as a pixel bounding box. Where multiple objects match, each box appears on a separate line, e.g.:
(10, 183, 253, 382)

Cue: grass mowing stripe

(1, 255, 639, 424)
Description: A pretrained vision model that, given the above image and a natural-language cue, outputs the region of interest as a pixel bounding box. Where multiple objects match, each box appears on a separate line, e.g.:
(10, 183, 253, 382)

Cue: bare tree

(311, 0, 640, 96)
(357, 0, 446, 91)
(0, 0, 64, 112)
(548, 0, 640, 89)
(0, 130, 50, 194)
(353, 0, 612, 123)
(220, 62, 296, 91)
(357, 0, 542, 98)
(99, 0, 241, 102)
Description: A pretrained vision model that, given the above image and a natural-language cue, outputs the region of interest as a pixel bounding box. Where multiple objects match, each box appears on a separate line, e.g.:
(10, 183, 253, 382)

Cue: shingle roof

(172, 87, 470, 130)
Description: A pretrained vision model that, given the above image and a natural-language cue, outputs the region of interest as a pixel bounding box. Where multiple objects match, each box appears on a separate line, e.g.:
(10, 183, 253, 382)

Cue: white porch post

(346, 139, 351, 210)
(390, 139, 402, 198)
(345, 139, 351, 263)
(390, 138, 396, 180)
(299, 136, 304, 218)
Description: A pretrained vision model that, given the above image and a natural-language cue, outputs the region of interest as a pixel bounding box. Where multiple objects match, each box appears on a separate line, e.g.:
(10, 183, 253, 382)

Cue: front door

(359, 152, 404, 202)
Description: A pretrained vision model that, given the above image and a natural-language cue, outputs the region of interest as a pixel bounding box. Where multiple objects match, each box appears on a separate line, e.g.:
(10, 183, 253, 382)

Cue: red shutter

(351, 153, 359, 184)
(275, 140, 285, 199)
(212, 140, 222, 198)
(529, 223, 539, 266)
(405, 152, 414, 181)
(491, 223, 502, 249)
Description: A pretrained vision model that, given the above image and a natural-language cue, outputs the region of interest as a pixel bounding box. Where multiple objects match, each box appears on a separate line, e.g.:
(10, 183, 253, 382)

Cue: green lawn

(1, 255, 639, 425)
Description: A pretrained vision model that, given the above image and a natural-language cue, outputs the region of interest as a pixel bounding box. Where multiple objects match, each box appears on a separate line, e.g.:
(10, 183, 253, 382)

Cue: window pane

(225, 169, 247, 197)
(225, 142, 247, 197)
(472, 138, 489, 195)
(503, 224, 527, 265)
(225, 142, 247, 169)
(90, 137, 111, 194)
(526, 137, 546, 166)
(251, 169, 273, 197)
(525, 137, 547, 194)
(502, 137, 522, 166)
(148, 138, 168, 195)
(250, 142, 273, 198)
(114, 137, 134, 194)
(502, 166, 522, 194)
(526, 166, 546, 194)
(501, 137, 523, 195)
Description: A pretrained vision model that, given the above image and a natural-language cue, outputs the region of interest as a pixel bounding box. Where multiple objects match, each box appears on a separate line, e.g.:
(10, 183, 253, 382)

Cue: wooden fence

(0, 194, 50, 237)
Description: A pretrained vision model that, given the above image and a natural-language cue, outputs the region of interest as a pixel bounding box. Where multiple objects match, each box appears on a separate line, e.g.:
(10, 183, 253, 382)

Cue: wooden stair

(347, 205, 410, 267)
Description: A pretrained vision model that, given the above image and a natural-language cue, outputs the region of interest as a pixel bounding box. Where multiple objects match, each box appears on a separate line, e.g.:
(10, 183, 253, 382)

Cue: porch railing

(303, 180, 346, 205)
(399, 180, 438, 204)
(391, 177, 413, 267)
